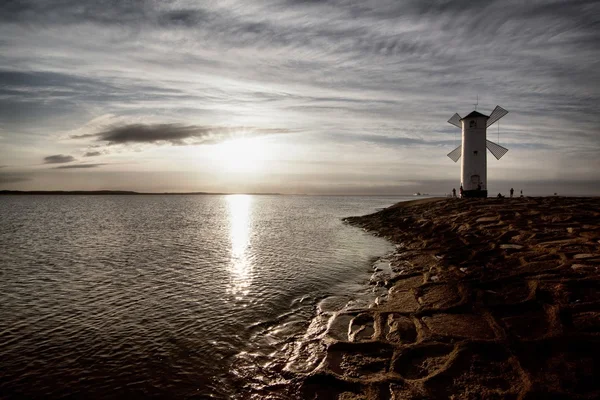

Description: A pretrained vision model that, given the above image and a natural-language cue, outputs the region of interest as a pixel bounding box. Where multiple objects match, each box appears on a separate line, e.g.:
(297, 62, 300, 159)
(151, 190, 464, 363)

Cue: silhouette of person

(477, 183, 481, 191)
(510, 188, 514, 198)
(520, 189, 523, 197)
(452, 188, 456, 198)
(459, 185, 464, 198)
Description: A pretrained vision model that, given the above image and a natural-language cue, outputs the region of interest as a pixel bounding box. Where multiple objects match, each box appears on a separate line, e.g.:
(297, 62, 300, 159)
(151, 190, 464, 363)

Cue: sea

(0, 194, 413, 398)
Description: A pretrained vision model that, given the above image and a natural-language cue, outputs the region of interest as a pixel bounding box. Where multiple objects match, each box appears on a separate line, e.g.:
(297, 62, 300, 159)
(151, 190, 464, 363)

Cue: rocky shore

(274, 196, 600, 399)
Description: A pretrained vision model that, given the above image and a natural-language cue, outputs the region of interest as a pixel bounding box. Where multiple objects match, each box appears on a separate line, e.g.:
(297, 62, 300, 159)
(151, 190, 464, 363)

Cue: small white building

(447, 106, 508, 198)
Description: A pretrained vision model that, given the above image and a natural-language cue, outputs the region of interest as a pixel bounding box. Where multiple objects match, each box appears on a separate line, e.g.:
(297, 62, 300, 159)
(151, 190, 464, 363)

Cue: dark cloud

(0, 70, 194, 125)
(0, 70, 97, 89)
(0, 0, 152, 25)
(53, 163, 105, 169)
(72, 124, 291, 146)
(44, 154, 75, 164)
(0, 172, 31, 183)
(157, 9, 211, 28)
(335, 133, 454, 147)
(83, 151, 102, 157)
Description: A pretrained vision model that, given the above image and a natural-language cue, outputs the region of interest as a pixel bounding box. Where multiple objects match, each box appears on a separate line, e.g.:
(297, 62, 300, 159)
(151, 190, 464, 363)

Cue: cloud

(0, 0, 599, 193)
(332, 133, 455, 148)
(83, 151, 102, 157)
(0, 172, 32, 183)
(53, 163, 105, 169)
(44, 154, 75, 164)
(71, 123, 292, 146)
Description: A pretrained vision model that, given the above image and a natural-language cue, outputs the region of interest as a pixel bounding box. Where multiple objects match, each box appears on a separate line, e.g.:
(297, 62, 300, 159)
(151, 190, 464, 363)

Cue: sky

(1, 0, 599, 195)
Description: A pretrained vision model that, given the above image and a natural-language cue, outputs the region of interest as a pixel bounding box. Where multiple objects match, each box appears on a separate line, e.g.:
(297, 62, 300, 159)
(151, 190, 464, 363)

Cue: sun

(213, 137, 267, 173)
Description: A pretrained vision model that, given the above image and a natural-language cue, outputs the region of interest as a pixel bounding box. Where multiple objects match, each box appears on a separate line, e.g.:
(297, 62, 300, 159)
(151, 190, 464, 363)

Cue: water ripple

(0, 195, 410, 398)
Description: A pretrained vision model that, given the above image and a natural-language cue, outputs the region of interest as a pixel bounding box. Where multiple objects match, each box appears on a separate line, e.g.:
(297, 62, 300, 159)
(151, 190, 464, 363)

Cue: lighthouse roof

(461, 110, 489, 119)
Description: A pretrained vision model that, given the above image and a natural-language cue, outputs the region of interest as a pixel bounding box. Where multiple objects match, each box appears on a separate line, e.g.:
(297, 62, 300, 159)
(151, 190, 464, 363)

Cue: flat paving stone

(385, 288, 420, 313)
(423, 314, 495, 340)
(383, 313, 417, 344)
(392, 343, 455, 380)
(417, 284, 462, 309)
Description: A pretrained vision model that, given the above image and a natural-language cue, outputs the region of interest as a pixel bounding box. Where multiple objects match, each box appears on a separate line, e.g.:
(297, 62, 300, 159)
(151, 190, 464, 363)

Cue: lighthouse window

(473, 150, 478, 155)
(469, 120, 476, 128)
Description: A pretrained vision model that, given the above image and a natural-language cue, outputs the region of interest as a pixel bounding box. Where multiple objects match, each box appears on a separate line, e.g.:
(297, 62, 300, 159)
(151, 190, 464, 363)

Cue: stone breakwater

(274, 197, 600, 399)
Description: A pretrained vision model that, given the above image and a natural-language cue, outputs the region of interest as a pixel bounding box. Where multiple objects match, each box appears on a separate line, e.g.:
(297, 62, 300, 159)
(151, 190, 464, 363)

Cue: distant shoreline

(0, 191, 434, 196)
(0, 190, 283, 196)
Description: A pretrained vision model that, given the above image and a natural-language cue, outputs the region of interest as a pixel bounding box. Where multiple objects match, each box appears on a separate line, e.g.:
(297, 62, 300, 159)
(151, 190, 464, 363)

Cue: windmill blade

(447, 145, 462, 162)
(448, 113, 462, 128)
(486, 140, 508, 160)
(486, 105, 508, 127)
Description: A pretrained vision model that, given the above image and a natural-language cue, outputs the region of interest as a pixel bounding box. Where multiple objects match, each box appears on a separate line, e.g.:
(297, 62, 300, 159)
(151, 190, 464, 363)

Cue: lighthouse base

(463, 190, 488, 198)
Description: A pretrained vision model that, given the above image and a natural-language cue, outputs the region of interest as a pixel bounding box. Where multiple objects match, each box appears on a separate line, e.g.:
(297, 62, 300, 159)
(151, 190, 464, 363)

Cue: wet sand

(278, 196, 600, 399)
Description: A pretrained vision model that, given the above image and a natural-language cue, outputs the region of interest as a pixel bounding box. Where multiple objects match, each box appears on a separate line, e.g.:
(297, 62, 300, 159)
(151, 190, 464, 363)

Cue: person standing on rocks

(459, 185, 464, 198)
(452, 188, 456, 198)
(510, 188, 514, 198)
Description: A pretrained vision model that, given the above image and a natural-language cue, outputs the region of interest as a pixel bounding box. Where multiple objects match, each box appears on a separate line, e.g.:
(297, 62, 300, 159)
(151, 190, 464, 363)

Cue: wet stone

(385, 288, 420, 313)
(389, 383, 425, 400)
(300, 374, 363, 400)
(337, 384, 390, 400)
(327, 313, 354, 342)
(349, 313, 375, 342)
(423, 314, 495, 340)
(391, 275, 423, 291)
(392, 343, 455, 380)
(305, 313, 332, 339)
(284, 340, 327, 374)
(384, 314, 417, 344)
(325, 342, 394, 379)
(317, 296, 349, 313)
(328, 198, 600, 399)
(417, 284, 462, 309)
(370, 270, 390, 285)
(426, 343, 523, 400)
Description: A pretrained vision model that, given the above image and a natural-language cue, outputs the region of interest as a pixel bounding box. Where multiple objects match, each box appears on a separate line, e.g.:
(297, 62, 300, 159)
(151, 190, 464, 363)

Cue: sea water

(0, 194, 411, 398)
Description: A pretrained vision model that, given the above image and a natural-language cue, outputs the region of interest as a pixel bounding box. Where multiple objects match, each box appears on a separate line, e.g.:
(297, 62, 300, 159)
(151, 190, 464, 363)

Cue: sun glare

(214, 137, 267, 173)
(227, 194, 253, 299)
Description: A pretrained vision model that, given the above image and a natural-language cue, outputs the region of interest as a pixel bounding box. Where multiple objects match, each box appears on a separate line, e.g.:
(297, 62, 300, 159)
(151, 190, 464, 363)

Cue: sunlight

(226, 194, 253, 299)
(214, 137, 267, 173)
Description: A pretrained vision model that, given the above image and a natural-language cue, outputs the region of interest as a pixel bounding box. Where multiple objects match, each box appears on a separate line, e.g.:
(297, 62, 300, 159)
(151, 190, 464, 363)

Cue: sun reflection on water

(226, 194, 253, 299)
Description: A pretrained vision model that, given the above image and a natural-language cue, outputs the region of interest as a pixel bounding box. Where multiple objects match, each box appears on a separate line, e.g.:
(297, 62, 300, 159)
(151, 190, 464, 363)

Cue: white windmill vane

(447, 105, 509, 198)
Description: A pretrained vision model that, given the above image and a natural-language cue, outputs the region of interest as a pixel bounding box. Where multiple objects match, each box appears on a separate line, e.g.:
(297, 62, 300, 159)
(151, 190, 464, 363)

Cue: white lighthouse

(447, 106, 509, 198)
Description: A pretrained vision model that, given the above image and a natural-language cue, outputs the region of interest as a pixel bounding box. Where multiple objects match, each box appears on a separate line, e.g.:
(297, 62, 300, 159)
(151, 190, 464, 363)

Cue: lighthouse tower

(446, 106, 509, 198)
